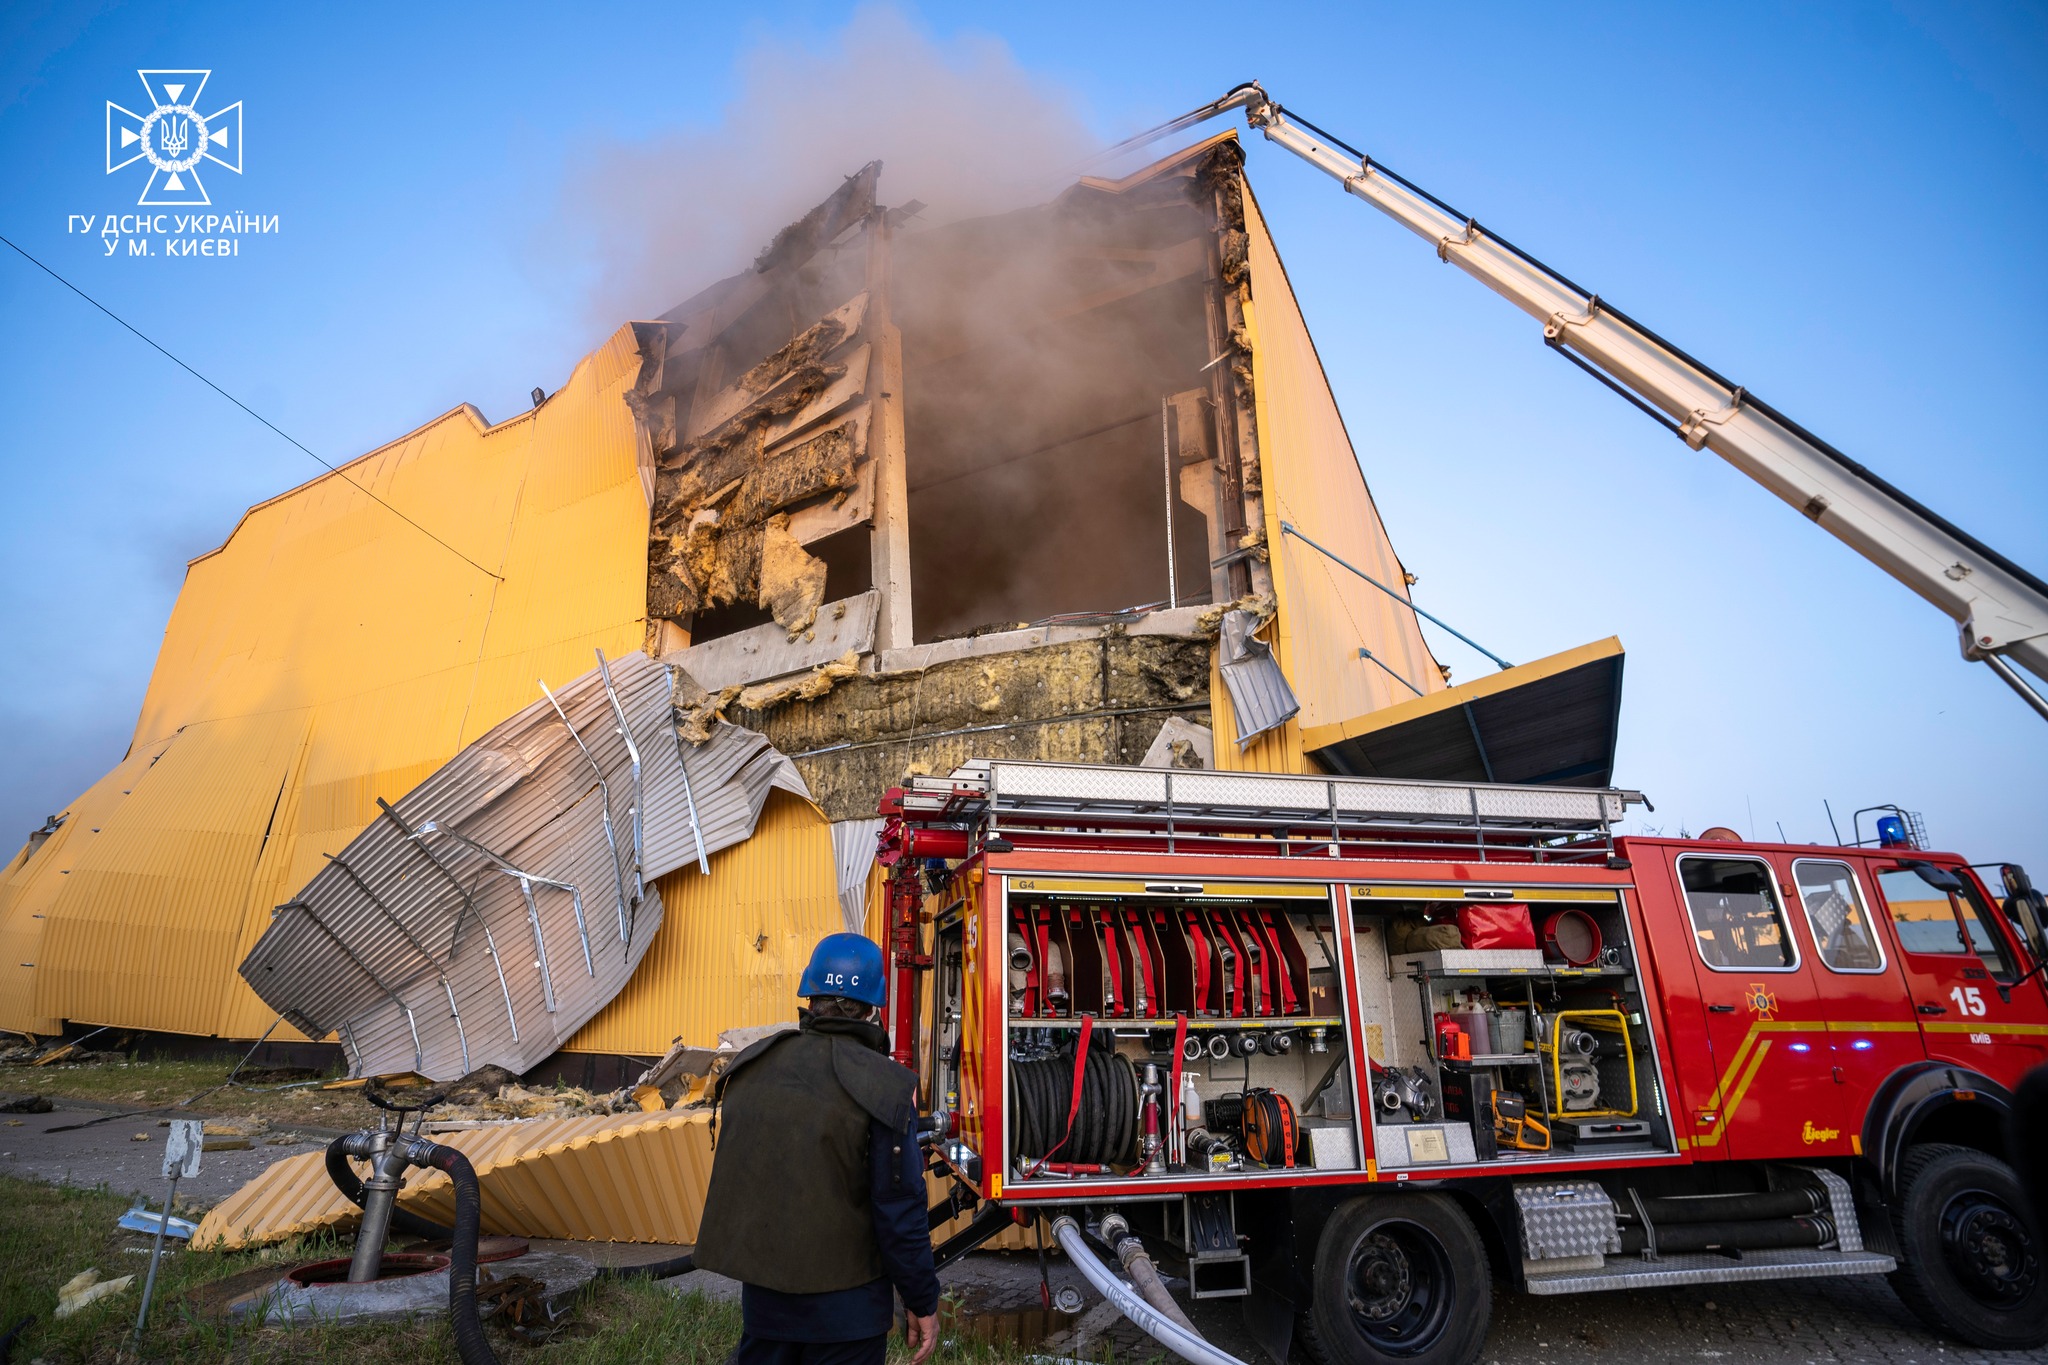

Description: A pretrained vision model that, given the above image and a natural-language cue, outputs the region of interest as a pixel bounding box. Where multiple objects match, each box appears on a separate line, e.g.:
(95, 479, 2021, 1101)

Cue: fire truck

(879, 759, 2048, 1363)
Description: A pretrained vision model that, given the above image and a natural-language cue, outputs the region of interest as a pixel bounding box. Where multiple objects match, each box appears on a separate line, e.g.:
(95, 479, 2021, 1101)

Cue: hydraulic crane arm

(1119, 84, 2048, 721)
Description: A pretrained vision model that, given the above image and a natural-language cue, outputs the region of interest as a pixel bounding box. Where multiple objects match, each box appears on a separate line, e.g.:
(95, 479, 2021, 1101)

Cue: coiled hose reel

(1009, 1046, 1140, 1165)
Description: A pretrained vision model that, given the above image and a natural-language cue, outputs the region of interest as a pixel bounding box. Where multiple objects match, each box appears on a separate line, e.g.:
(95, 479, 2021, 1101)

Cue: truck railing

(893, 760, 1647, 863)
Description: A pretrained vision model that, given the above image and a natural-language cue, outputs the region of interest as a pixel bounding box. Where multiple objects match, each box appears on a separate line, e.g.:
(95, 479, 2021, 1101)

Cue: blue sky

(2, 1, 2044, 869)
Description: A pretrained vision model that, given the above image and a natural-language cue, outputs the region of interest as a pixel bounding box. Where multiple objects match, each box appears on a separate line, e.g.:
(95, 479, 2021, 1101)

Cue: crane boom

(1122, 84, 2048, 720)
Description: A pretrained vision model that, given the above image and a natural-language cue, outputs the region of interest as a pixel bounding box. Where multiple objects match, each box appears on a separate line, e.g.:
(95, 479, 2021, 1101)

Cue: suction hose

(1098, 1213, 1199, 1336)
(596, 1252, 697, 1282)
(1050, 1216, 1246, 1365)
(406, 1137, 498, 1365)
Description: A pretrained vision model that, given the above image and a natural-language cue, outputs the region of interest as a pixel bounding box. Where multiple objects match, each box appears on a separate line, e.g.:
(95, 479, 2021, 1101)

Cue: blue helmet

(798, 932, 887, 1009)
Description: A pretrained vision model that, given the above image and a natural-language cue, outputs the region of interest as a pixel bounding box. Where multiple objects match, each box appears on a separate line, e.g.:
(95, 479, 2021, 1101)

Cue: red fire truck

(879, 760, 2048, 1363)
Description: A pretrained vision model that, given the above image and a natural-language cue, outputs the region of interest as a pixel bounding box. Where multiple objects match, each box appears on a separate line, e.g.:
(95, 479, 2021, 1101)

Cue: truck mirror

(2002, 864, 2048, 965)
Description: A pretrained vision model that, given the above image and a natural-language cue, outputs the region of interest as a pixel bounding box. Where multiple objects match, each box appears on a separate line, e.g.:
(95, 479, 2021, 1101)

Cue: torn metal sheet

(830, 819, 884, 934)
(1217, 609, 1299, 747)
(239, 651, 809, 1079)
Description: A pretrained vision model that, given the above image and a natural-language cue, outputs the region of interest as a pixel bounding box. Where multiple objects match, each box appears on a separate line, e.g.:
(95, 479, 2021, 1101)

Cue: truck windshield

(1876, 867, 2017, 982)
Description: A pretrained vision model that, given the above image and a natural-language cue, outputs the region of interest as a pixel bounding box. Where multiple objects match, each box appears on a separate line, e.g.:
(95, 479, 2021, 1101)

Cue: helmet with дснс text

(798, 932, 887, 1009)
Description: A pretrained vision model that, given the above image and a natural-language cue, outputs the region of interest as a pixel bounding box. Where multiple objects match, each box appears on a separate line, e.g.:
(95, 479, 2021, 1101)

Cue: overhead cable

(0, 232, 502, 581)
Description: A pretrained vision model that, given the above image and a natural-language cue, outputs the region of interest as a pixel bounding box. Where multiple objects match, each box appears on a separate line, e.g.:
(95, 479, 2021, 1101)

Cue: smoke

(546, 5, 1102, 326)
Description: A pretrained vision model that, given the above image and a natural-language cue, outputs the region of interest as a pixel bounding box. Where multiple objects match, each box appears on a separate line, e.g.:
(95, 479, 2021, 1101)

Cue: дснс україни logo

(107, 70, 241, 206)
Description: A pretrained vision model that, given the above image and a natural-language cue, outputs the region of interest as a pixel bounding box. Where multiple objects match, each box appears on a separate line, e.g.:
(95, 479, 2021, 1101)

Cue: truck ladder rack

(893, 760, 1647, 864)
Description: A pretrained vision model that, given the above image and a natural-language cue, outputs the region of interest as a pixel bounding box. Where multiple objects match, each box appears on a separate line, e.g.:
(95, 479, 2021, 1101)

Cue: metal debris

(239, 651, 808, 1080)
(1217, 608, 1299, 746)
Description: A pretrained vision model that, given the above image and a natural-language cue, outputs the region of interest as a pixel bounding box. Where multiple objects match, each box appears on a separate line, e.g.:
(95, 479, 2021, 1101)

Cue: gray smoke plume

(546, 5, 1101, 326)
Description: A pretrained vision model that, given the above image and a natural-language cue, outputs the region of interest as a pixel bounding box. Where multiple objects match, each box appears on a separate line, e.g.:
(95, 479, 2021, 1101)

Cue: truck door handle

(1918, 1003, 1947, 1015)
(1708, 1004, 1735, 1013)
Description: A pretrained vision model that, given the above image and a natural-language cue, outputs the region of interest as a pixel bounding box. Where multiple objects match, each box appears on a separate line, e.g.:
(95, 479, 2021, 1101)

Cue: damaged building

(0, 132, 1625, 1067)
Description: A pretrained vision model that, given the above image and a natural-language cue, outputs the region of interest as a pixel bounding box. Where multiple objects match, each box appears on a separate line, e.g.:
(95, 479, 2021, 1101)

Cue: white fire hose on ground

(1048, 1215, 1249, 1365)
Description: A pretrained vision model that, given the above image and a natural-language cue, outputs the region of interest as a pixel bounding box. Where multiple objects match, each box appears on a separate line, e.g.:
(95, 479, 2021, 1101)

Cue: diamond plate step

(1524, 1248, 1895, 1295)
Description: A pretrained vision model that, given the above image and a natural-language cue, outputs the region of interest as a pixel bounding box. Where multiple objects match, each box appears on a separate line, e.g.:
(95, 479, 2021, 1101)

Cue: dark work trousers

(728, 1332, 887, 1365)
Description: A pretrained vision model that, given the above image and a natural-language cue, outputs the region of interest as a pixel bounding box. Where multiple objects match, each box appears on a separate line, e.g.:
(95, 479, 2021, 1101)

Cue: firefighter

(694, 932, 941, 1365)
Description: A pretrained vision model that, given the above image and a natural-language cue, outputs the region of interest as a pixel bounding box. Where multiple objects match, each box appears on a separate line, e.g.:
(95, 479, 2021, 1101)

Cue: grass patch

(0, 1055, 367, 1131)
(0, 1176, 1052, 1364)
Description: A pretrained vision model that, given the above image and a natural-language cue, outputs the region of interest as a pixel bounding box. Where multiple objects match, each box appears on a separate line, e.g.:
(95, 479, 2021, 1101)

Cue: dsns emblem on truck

(106, 70, 243, 206)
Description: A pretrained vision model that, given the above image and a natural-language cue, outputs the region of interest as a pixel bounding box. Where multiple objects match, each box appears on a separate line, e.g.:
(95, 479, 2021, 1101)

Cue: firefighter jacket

(693, 1013, 925, 1297)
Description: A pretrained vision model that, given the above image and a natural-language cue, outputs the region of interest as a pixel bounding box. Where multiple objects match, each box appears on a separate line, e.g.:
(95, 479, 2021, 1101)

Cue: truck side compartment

(886, 761, 2048, 1363)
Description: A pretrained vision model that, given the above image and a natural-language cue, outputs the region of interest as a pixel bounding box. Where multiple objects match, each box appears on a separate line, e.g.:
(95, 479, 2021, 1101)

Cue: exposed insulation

(672, 650, 862, 744)
(737, 648, 860, 712)
(645, 289, 872, 629)
(1195, 591, 1276, 636)
(757, 513, 829, 636)
(736, 633, 1213, 819)
(729, 420, 861, 525)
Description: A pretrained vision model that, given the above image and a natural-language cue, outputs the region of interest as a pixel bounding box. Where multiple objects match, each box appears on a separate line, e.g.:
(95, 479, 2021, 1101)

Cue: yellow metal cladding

(565, 791, 843, 1055)
(0, 741, 172, 1033)
(0, 326, 652, 1039)
(195, 1109, 718, 1249)
(1237, 180, 1446, 739)
(199, 1104, 1038, 1250)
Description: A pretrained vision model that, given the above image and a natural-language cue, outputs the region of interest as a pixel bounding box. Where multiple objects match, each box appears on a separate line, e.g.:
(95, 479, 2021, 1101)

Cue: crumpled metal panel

(193, 1109, 716, 1248)
(1217, 610, 1300, 747)
(830, 819, 884, 934)
(238, 651, 808, 1079)
(196, 1104, 1042, 1251)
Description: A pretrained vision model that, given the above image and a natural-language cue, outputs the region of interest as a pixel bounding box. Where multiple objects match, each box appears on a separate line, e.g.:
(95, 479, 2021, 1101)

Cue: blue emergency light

(1876, 815, 1909, 848)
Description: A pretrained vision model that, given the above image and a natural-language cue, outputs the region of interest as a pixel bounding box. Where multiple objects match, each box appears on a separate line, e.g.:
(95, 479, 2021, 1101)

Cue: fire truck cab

(882, 760, 2048, 1364)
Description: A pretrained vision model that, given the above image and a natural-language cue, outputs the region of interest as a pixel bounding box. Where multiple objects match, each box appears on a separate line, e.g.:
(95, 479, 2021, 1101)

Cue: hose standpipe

(1050, 1216, 1247, 1365)
(324, 1131, 500, 1365)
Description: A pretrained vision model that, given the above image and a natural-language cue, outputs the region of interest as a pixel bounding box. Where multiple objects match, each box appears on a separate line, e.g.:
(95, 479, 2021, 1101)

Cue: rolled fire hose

(1050, 1216, 1247, 1365)
(1100, 1213, 1199, 1336)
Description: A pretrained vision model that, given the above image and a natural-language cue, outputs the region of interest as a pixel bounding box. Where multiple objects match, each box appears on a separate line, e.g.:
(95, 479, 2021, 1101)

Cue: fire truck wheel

(1888, 1143, 2047, 1350)
(1299, 1193, 1490, 1365)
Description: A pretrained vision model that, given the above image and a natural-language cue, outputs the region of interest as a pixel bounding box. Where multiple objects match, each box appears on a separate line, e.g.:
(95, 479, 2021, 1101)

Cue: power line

(0, 233, 503, 581)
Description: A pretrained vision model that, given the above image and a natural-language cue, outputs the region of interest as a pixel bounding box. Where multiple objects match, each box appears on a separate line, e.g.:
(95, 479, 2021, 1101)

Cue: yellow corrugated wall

(565, 791, 843, 1056)
(0, 740, 174, 1034)
(1237, 179, 1447, 749)
(0, 326, 651, 1039)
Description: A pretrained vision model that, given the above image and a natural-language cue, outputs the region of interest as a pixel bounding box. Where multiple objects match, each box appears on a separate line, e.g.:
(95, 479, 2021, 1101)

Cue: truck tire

(1298, 1193, 1491, 1365)
(1888, 1142, 2047, 1350)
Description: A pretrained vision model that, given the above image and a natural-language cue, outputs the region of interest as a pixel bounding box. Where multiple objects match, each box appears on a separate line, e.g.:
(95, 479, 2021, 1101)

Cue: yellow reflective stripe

(1693, 1012, 2041, 1147)
(1921, 1021, 2048, 1036)
(1348, 887, 1620, 900)
(1010, 878, 1330, 898)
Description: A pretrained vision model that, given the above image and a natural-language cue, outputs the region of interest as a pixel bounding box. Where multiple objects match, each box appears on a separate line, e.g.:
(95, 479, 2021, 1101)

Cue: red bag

(1457, 903, 1536, 950)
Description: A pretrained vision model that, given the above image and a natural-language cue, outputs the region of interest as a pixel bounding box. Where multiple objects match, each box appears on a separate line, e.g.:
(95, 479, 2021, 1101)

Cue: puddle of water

(943, 1302, 1077, 1348)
